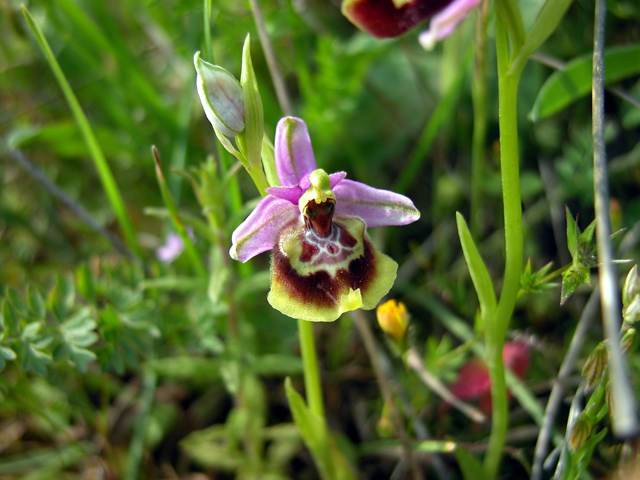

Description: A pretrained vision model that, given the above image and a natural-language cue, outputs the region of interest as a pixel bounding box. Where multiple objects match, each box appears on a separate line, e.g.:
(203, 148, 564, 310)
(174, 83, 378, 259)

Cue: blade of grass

(22, 5, 142, 258)
(392, 48, 471, 195)
(591, 0, 639, 439)
(152, 146, 207, 281)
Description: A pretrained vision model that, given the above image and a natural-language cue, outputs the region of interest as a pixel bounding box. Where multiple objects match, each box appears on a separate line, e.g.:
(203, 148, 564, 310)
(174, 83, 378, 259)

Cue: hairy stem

(483, 14, 523, 479)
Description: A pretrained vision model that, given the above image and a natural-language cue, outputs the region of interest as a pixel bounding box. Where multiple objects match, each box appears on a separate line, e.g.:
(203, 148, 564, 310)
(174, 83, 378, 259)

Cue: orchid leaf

(284, 378, 357, 480)
(511, 0, 573, 74)
(532, 45, 640, 120)
(455, 444, 489, 480)
(456, 213, 497, 329)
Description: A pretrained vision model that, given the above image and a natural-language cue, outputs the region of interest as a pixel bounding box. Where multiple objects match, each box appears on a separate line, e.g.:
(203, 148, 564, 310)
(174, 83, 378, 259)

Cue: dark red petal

(341, 0, 452, 38)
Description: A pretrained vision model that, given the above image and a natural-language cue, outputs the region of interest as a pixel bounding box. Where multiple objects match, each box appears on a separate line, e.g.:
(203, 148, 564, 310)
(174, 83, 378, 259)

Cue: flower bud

(623, 265, 640, 325)
(376, 299, 409, 341)
(569, 413, 592, 451)
(620, 327, 636, 356)
(194, 52, 244, 137)
(581, 342, 608, 388)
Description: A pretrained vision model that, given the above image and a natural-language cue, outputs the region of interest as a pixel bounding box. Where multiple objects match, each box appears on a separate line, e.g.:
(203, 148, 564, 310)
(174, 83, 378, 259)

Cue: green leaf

(510, 0, 574, 75)
(532, 45, 640, 120)
(561, 264, 590, 305)
(76, 264, 96, 302)
(251, 354, 303, 376)
(0, 346, 16, 361)
(208, 247, 230, 306)
(456, 213, 497, 328)
(22, 343, 52, 375)
(455, 444, 489, 480)
(521, 259, 556, 293)
(7, 289, 28, 319)
(50, 275, 76, 321)
(240, 34, 264, 172)
(21, 5, 142, 257)
(579, 219, 596, 245)
(2, 301, 19, 333)
(284, 378, 332, 479)
(566, 206, 579, 258)
(28, 285, 46, 319)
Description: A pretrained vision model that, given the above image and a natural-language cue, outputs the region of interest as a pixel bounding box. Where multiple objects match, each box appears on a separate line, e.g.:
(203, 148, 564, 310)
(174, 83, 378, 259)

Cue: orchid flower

(419, 0, 482, 50)
(341, 0, 481, 48)
(230, 117, 420, 322)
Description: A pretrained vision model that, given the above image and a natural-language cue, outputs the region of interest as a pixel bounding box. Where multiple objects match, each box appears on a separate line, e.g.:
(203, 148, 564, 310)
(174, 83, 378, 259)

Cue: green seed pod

(620, 327, 636, 356)
(569, 413, 592, 451)
(581, 342, 608, 388)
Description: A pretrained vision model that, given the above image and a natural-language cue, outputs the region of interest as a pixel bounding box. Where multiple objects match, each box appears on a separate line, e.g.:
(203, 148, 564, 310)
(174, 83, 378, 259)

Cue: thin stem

(351, 311, 424, 480)
(124, 370, 157, 480)
(203, 0, 213, 62)
(392, 48, 471, 195)
(531, 287, 599, 480)
(248, 0, 293, 116)
(22, 6, 142, 258)
(8, 147, 133, 259)
(484, 14, 524, 479)
(471, 0, 490, 236)
(592, 0, 639, 439)
(297, 319, 325, 420)
(406, 348, 487, 424)
(153, 147, 208, 281)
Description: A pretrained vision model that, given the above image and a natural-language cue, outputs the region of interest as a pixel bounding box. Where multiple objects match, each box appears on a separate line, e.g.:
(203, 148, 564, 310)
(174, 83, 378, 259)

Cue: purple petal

(299, 171, 347, 192)
(156, 233, 185, 263)
(333, 179, 420, 227)
(275, 117, 318, 186)
(419, 0, 482, 50)
(330, 172, 347, 187)
(265, 185, 304, 204)
(230, 196, 299, 262)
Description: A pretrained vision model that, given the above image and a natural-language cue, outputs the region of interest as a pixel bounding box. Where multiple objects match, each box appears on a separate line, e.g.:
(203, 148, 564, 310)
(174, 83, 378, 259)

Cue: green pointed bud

(581, 342, 608, 388)
(194, 51, 245, 137)
(569, 413, 592, 451)
(623, 265, 640, 325)
(620, 327, 636, 355)
(238, 34, 264, 172)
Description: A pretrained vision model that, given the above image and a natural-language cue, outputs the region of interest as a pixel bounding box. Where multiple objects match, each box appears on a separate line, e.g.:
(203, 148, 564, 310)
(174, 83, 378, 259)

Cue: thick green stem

(297, 319, 325, 420)
(483, 15, 524, 479)
(471, 0, 490, 236)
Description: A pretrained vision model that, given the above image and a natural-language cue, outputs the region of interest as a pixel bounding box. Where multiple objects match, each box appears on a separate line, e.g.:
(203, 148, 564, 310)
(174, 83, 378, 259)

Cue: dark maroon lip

(342, 0, 452, 38)
(271, 223, 376, 308)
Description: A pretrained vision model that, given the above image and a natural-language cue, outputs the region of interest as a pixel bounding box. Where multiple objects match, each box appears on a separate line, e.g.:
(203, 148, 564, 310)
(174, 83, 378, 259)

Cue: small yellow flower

(376, 299, 409, 341)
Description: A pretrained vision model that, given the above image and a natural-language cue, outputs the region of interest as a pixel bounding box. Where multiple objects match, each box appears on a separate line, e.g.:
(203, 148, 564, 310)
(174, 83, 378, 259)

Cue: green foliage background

(1, 0, 640, 478)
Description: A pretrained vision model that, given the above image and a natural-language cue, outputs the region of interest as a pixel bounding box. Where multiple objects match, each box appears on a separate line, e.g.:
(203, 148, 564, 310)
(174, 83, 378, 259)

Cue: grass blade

(22, 5, 142, 258)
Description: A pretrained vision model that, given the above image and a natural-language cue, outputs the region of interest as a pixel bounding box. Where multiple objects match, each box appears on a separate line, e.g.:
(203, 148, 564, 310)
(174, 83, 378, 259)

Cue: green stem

(22, 6, 142, 258)
(247, 165, 271, 196)
(297, 319, 325, 420)
(471, 0, 490, 236)
(124, 369, 157, 480)
(483, 14, 524, 480)
(153, 147, 208, 281)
